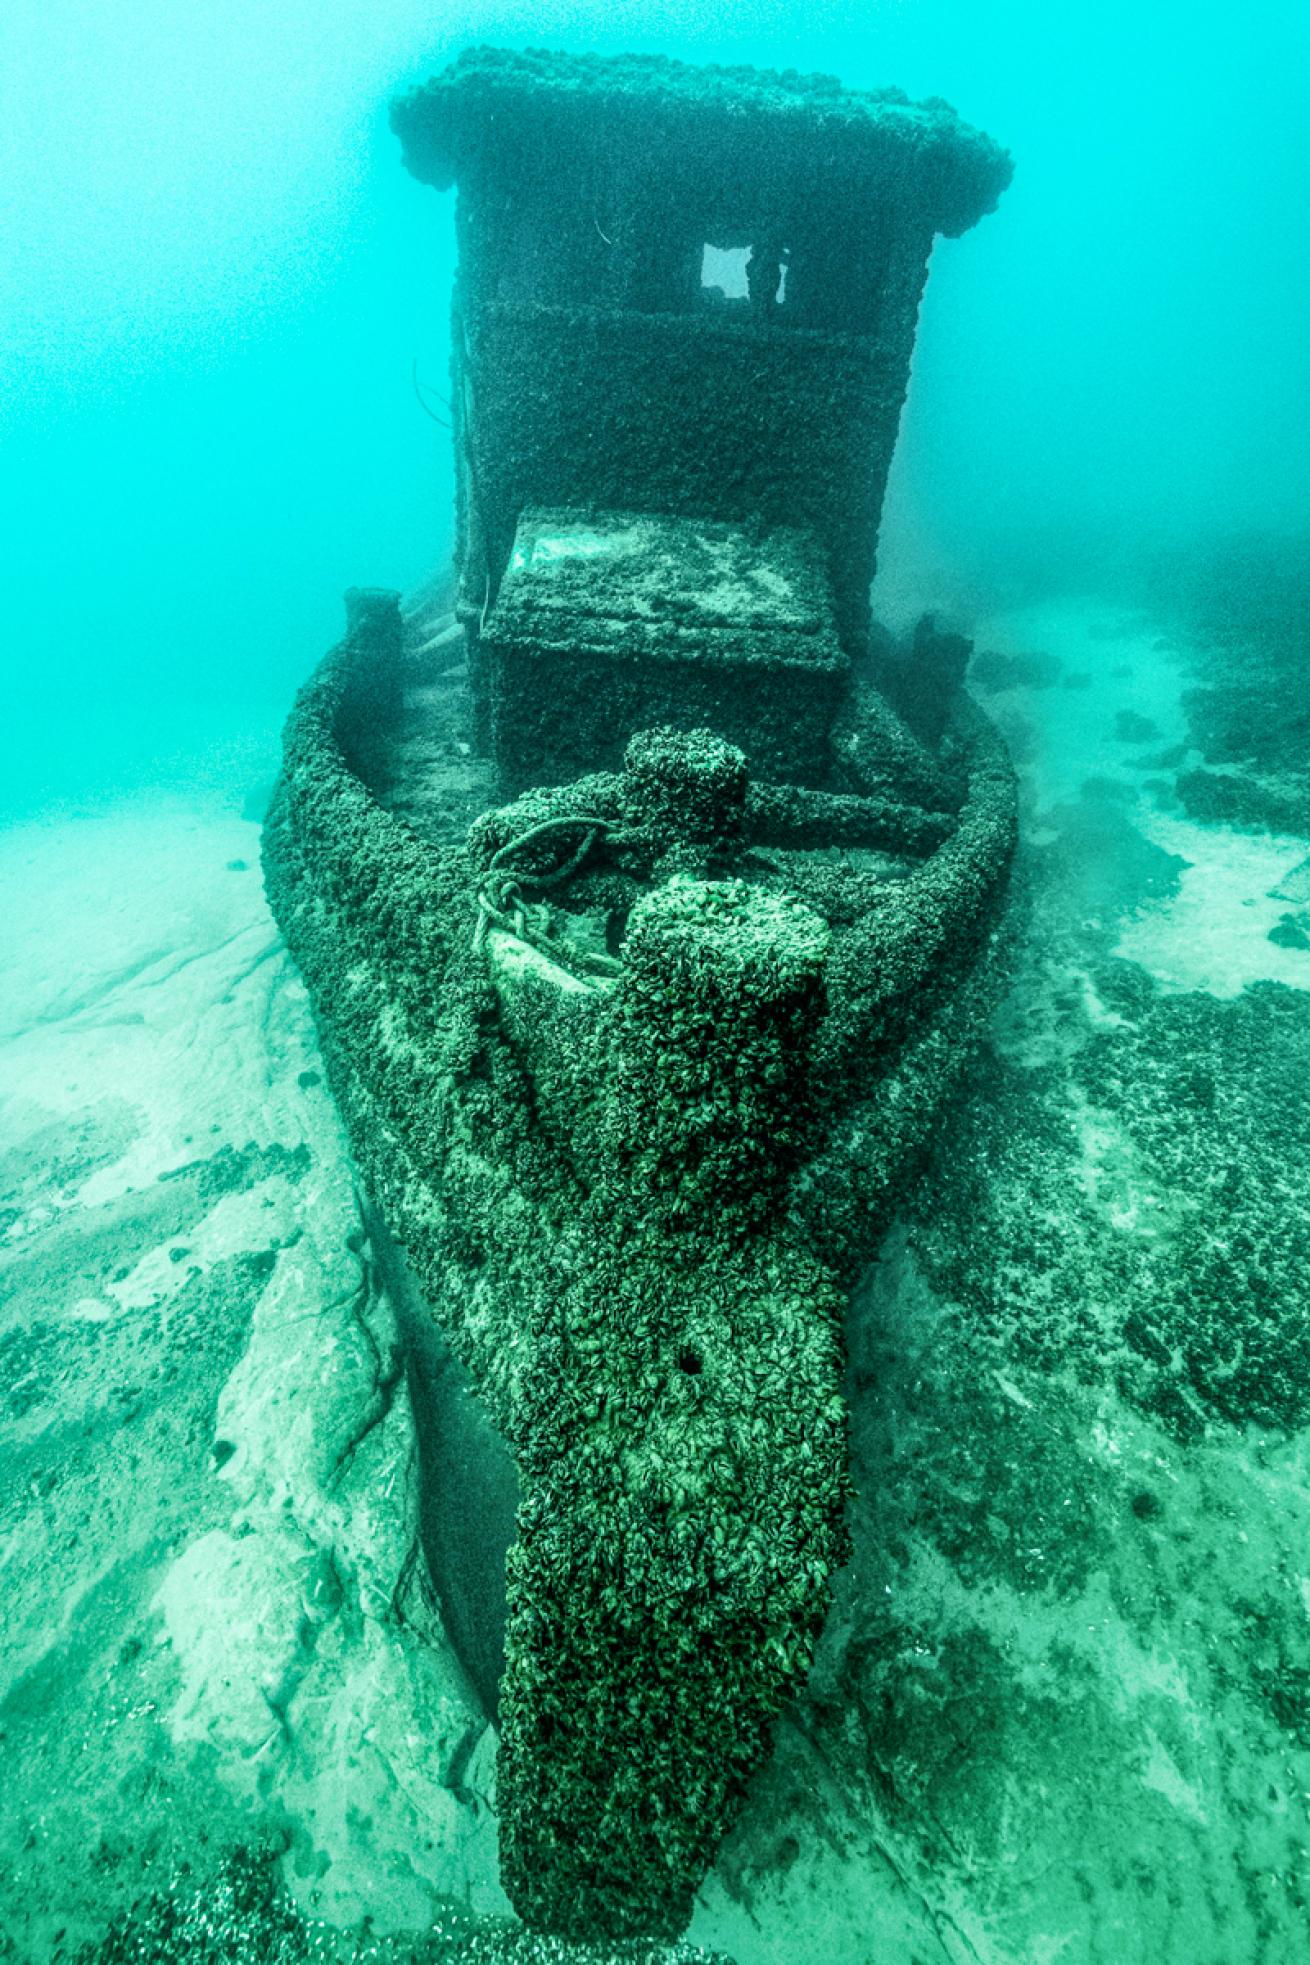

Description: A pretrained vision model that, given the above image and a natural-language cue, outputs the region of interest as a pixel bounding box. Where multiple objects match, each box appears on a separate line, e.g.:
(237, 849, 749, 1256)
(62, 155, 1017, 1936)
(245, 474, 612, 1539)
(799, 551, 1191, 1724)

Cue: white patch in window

(700, 244, 749, 299)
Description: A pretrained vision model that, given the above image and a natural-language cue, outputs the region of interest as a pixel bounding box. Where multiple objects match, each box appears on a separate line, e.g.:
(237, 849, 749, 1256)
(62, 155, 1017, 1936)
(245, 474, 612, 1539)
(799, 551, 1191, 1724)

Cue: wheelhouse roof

(392, 45, 1013, 240)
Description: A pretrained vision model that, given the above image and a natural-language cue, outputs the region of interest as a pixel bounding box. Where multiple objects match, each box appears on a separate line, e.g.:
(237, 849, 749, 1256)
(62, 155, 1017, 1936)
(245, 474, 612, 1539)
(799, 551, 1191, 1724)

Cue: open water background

(2, 0, 1307, 815)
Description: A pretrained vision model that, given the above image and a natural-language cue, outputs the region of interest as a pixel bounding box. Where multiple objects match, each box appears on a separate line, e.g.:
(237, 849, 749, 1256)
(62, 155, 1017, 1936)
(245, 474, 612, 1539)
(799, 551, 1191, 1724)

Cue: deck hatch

(483, 508, 848, 792)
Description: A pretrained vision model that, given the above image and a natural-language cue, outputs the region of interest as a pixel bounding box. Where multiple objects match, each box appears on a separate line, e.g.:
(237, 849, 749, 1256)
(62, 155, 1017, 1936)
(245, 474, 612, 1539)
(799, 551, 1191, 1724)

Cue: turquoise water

(3, 4, 1310, 1962)
(3, 1, 1306, 817)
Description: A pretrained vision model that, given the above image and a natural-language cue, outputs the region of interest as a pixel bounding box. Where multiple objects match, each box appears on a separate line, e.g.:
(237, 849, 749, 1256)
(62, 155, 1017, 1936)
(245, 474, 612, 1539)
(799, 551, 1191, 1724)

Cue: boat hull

(262, 592, 1016, 1939)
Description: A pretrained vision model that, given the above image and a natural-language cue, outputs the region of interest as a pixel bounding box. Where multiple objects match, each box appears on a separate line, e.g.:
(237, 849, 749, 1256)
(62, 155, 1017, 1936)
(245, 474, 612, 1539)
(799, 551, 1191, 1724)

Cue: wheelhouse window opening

(700, 240, 790, 311)
(700, 242, 749, 300)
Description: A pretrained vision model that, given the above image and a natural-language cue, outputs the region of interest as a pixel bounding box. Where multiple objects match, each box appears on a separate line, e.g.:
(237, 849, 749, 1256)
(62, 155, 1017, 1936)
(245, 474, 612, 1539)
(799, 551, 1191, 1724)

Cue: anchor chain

(474, 815, 636, 983)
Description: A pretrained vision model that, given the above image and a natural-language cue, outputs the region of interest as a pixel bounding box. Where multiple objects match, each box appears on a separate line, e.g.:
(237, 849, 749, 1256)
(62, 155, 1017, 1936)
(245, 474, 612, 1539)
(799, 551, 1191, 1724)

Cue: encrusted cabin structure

(392, 47, 1012, 784)
(265, 45, 1014, 1952)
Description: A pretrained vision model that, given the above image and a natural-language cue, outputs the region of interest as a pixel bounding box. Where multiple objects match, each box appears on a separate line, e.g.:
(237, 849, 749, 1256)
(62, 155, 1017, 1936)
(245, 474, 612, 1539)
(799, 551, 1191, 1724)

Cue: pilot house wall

(460, 270, 933, 653)
(452, 165, 936, 650)
(400, 47, 1013, 668)
(393, 45, 1014, 713)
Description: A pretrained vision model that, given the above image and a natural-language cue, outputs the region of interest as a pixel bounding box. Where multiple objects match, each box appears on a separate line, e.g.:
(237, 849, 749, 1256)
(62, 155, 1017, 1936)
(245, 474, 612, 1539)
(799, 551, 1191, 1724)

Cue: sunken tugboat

(264, 46, 1015, 1947)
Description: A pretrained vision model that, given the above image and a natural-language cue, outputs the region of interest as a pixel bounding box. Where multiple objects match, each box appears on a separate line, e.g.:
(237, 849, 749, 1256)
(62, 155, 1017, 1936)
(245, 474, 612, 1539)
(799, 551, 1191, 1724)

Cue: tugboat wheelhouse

(263, 43, 1015, 1947)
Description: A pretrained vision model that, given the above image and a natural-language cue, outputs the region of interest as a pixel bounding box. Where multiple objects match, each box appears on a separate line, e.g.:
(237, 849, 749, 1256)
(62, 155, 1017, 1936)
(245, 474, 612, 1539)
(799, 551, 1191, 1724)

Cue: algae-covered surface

(688, 588, 1310, 1962)
(4, 572, 1310, 1962)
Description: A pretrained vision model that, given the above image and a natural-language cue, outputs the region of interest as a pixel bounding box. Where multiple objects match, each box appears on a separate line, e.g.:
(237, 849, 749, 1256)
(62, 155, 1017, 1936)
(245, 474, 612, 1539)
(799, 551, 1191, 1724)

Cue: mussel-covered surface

(259, 590, 1015, 1940)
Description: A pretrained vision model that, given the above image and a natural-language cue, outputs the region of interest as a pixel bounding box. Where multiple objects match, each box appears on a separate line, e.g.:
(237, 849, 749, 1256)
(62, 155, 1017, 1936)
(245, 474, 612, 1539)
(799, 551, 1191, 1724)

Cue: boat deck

(364, 596, 496, 845)
(368, 590, 921, 897)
